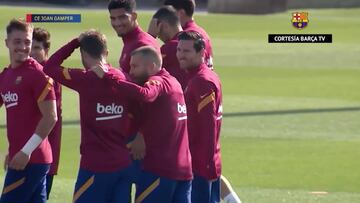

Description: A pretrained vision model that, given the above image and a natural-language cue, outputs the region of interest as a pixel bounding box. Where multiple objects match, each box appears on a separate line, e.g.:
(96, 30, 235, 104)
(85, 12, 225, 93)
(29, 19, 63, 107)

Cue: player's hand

(9, 151, 30, 171)
(147, 18, 160, 38)
(3, 154, 8, 171)
(78, 32, 86, 42)
(130, 133, 146, 160)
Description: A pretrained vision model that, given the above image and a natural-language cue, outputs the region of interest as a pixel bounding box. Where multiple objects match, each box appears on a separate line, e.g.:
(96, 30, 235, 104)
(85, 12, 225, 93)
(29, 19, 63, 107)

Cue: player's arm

(43, 38, 85, 91)
(0, 98, 5, 171)
(0, 100, 3, 170)
(99, 70, 162, 102)
(34, 100, 58, 139)
(192, 79, 219, 179)
(127, 103, 146, 160)
(9, 100, 57, 171)
(9, 71, 57, 170)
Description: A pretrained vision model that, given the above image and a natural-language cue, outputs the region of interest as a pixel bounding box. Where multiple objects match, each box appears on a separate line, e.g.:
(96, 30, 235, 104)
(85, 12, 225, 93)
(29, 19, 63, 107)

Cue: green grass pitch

(0, 5, 360, 203)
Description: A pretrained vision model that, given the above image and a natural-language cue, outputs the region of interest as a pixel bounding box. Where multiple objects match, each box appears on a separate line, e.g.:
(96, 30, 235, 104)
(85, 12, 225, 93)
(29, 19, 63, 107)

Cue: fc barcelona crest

(15, 76, 22, 85)
(292, 12, 309, 30)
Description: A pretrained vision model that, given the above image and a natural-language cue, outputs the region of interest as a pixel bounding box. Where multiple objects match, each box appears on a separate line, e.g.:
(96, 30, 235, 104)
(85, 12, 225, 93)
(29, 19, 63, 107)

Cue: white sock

(224, 192, 242, 203)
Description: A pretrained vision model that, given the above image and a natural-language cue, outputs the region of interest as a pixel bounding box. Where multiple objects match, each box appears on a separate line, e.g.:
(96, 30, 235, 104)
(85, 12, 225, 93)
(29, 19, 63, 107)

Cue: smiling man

(97, 46, 193, 203)
(108, 0, 160, 73)
(0, 19, 57, 203)
(164, 0, 214, 69)
(177, 31, 222, 203)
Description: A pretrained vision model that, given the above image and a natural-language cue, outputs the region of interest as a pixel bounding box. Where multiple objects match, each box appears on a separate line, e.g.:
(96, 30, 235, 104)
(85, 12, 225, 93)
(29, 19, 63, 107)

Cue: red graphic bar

(26, 14, 32, 23)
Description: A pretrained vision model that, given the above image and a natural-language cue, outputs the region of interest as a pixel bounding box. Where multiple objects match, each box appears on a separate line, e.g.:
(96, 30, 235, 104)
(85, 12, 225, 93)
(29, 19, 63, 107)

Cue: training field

(0, 5, 360, 203)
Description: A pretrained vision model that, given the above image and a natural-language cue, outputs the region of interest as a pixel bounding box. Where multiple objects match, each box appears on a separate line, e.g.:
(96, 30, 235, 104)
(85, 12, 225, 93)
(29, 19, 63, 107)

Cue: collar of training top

(9, 57, 35, 70)
(121, 25, 142, 42)
(183, 19, 196, 30)
(171, 31, 182, 42)
(187, 63, 207, 76)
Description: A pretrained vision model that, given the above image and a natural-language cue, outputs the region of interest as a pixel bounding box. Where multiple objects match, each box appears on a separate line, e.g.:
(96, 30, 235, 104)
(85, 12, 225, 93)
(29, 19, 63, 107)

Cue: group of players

(0, 0, 242, 203)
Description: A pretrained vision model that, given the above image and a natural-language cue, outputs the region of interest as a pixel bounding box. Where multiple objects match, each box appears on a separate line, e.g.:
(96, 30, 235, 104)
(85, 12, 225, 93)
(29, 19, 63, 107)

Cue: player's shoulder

(164, 39, 178, 49)
(189, 70, 217, 90)
(196, 23, 210, 36)
(161, 40, 178, 55)
(0, 67, 9, 75)
(186, 22, 211, 39)
(108, 66, 126, 80)
(188, 73, 207, 86)
(148, 74, 163, 83)
(137, 33, 160, 49)
(201, 68, 221, 86)
(0, 67, 7, 81)
(24, 58, 48, 77)
(140, 30, 158, 42)
(133, 39, 159, 52)
(146, 70, 167, 85)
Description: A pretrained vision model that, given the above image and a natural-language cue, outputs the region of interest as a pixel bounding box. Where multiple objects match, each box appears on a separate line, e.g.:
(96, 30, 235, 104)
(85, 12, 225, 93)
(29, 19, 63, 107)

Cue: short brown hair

(33, 27, 51, 49)
(131, 46, 162, 68)
(164, 0, 195, 17)
(79, 29, 107, 59)
(178, 31, 205, 52)
(153, 6, 180, 27)
(6, 18, 33, 35)
(108, 0, 136, 12)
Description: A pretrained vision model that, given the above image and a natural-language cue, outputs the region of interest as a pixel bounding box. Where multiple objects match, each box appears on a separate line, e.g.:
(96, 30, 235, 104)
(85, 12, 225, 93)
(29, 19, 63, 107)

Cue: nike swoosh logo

(200, 93, 209, 99)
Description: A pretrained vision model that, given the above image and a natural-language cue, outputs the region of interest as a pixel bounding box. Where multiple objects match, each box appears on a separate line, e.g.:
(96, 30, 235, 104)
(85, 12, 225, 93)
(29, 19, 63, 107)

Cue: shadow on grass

(1, 106, 360, 128)
(224, 106, 360, 117)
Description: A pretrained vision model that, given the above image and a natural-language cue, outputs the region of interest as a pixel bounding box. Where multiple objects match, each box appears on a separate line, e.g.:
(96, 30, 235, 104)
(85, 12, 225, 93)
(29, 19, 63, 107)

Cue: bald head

(131, 46, 162, 69)
(129, 46, 162, 84)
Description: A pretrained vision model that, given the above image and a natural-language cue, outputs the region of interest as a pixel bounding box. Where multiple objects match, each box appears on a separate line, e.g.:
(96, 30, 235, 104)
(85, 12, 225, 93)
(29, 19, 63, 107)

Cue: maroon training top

(0, 58, 55, 164)
(41, 60, 62, 175)
(120, 26, 160, 73)
(104, 69, 193, 180)
(161, 32, 188, 90)
(184, 63, 222, 180)
(44, 39, 135, 172)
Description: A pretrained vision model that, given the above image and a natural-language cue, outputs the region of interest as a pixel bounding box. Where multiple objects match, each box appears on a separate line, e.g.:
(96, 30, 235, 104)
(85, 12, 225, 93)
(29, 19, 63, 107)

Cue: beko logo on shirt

(177, 103, 187, 114)
(1, 91, 19, 108)
(177, 103, 187, 121)
(218, 104, 223, 114)
(96, 103, 124, 121)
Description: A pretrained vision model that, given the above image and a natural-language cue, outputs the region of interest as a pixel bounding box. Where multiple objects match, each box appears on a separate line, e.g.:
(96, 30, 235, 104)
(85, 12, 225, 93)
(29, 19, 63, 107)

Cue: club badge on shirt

(15, 76, 22, 85)
(145, 80, 161, 86)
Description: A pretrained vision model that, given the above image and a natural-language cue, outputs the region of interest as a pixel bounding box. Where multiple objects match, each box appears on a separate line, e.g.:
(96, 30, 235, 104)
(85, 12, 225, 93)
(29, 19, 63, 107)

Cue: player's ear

(151, 62, 157, 72)
(178, 9, 186, 19)
(159, 21, 166, 30)
(5, 38, 9, 48)
(80, 49, 88, 60)
(104, 49, 109, 57)
(199, 48, 205, 57)
(44, 48, 50, 56)
(132, 12, 138, 21)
